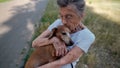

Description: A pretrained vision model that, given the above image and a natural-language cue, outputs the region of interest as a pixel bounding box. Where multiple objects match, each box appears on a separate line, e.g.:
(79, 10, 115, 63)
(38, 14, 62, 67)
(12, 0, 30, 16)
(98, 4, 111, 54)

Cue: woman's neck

(67, 22, 85, 33)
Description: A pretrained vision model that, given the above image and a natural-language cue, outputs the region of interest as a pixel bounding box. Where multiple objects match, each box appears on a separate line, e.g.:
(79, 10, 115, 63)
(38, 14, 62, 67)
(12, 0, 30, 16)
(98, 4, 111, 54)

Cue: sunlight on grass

(86, 0, 120, 24)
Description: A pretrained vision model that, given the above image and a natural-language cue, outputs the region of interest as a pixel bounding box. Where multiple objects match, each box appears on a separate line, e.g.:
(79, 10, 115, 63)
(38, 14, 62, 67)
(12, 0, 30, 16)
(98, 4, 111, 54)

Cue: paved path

(0, 0, 48, 68)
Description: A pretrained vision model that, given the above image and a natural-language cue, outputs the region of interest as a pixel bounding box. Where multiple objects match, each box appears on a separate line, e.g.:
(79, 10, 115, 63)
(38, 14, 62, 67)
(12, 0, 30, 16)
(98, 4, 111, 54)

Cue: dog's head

(49, 25, 74, 46)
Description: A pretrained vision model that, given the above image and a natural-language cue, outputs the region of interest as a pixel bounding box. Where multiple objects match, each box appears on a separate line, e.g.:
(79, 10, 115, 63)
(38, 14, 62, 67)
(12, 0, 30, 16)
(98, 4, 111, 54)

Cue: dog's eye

(62, 32, 66, 35)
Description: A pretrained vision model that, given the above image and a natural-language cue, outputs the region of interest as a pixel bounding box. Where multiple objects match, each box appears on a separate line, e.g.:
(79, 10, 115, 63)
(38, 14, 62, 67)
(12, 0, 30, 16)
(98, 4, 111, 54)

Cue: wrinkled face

(59, 5, 81, 27)
(52, 26, 74, 46)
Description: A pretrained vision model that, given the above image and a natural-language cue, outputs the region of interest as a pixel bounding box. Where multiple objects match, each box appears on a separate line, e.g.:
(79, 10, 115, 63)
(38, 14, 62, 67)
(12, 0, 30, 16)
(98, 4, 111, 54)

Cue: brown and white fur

(25, 25, 74, 68)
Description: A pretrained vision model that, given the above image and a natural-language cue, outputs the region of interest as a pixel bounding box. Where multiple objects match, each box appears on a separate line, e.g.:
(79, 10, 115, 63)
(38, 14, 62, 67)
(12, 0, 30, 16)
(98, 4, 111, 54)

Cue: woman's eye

(66, 15, 72, 19)
(62, 32, 66, 35)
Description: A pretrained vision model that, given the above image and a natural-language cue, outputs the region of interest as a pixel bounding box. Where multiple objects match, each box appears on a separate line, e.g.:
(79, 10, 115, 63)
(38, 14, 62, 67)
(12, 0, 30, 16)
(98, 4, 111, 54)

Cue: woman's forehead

(59, 5, 78, 15)
(60, 6, 75, 12)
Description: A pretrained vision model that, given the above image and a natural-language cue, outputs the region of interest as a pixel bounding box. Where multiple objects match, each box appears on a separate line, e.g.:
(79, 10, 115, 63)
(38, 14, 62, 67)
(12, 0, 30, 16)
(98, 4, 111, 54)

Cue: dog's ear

(48, 28, 57, 39)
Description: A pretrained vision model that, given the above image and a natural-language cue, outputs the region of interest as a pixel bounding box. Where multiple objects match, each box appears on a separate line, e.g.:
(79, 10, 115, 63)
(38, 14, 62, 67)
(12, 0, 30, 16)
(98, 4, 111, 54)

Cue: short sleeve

(72, 29, 95, 53)
(47, 19, 62, 31)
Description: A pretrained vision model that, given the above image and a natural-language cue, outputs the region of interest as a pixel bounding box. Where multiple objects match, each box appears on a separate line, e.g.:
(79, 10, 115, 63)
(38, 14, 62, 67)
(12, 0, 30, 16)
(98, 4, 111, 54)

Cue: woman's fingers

(61, 46, 64, 56)
(53, 43, 67, 56)
(61, 44, 67, 56)
(56, 49, 59, 56)
(55, 43, 63, 56)
(58, 43, 67, 56)
(52, 37, 68, 56)
(53, 43, 59, 56)
(58, 47, 62, 56)
(64, 46, 68, 55)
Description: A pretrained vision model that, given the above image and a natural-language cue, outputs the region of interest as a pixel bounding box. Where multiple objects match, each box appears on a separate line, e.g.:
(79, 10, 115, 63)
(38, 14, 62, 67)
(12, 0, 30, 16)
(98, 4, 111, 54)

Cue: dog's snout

(70, 40, 74, 45)
(66, 32, 70, 37)
(68, 40, 74, 46)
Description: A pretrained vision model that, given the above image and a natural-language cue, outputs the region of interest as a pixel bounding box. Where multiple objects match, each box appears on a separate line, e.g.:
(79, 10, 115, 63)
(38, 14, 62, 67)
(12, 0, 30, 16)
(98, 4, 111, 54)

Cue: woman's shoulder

(47, 19, 62, 31)
(51, 19, 63, 26)
(70, 28, 95, 53)
(53, 19, 62, 24)
(80, 28, 95, 39)
(55, 19, 61, 21)
(71, 28, 95, 42)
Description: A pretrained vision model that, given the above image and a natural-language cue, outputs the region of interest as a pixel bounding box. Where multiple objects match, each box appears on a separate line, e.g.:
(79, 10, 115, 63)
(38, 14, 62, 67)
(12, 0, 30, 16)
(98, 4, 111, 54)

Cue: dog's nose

(69, 40, 74, 46)
(66, 40, 74, 46)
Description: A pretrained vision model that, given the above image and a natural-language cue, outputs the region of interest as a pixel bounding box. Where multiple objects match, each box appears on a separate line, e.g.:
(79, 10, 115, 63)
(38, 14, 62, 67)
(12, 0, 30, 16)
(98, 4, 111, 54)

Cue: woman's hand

(50, 37, 68, 56)
(32, 30, 52, 48)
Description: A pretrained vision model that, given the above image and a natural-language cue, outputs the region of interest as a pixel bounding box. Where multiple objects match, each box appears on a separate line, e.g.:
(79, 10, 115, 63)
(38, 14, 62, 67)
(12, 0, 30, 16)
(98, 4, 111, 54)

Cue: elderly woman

(32, 0, 95, 68)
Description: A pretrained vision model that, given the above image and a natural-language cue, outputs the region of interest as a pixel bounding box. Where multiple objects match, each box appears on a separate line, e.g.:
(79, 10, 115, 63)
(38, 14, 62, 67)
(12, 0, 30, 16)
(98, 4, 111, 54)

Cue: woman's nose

(62, 18, 67, 24)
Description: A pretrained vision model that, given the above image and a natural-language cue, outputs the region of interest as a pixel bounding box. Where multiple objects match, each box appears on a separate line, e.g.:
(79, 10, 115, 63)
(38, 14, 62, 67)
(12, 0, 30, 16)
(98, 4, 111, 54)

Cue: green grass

(26, 0, 120, 68)
(31, 0, 59, 43)
(0, 0, 11, 3)
(78, 0, 120, 68)
(23, 0, 59, 65)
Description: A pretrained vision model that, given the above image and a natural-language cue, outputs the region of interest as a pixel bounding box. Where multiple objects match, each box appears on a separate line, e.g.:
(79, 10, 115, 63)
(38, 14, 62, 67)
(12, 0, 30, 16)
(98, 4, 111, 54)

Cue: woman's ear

(48, 28, 57, 39)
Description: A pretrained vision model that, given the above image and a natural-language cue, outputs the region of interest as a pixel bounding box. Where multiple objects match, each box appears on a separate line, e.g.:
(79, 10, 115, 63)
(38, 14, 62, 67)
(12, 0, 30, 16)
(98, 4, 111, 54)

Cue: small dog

(25, 25, 74, 68)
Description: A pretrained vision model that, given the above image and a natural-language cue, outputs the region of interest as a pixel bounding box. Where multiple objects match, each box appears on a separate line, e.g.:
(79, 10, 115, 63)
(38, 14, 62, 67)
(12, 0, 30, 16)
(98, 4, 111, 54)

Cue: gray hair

(57, 0, 85, 15)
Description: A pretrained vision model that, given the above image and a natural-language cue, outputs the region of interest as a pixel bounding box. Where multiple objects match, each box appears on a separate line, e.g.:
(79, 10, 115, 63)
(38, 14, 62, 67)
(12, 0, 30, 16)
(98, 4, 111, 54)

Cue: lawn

(0, 0, 10, 3)
(77, 0, 120, 68)
(25, 0, 120, 68)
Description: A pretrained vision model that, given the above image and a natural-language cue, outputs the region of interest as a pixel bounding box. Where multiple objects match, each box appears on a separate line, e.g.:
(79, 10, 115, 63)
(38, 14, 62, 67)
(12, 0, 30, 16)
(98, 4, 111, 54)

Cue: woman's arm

(32, 30, 52, 48)
(37, 46, 84, 68)
(58, 46, 84, 65)
(32, 29, 67, 56)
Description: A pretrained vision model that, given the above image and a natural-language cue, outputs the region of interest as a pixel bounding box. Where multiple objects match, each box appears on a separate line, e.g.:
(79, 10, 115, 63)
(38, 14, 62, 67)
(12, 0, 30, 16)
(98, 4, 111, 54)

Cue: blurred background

(0, 0, 120, 68)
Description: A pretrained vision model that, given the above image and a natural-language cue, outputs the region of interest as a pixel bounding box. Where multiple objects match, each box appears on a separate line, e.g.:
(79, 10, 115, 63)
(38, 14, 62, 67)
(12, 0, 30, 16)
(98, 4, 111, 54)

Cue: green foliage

(31, 0, 59, 42)
(40, 0, 59, 24)
(0, 0, 10, 2)
(78, 0, 120, 67)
